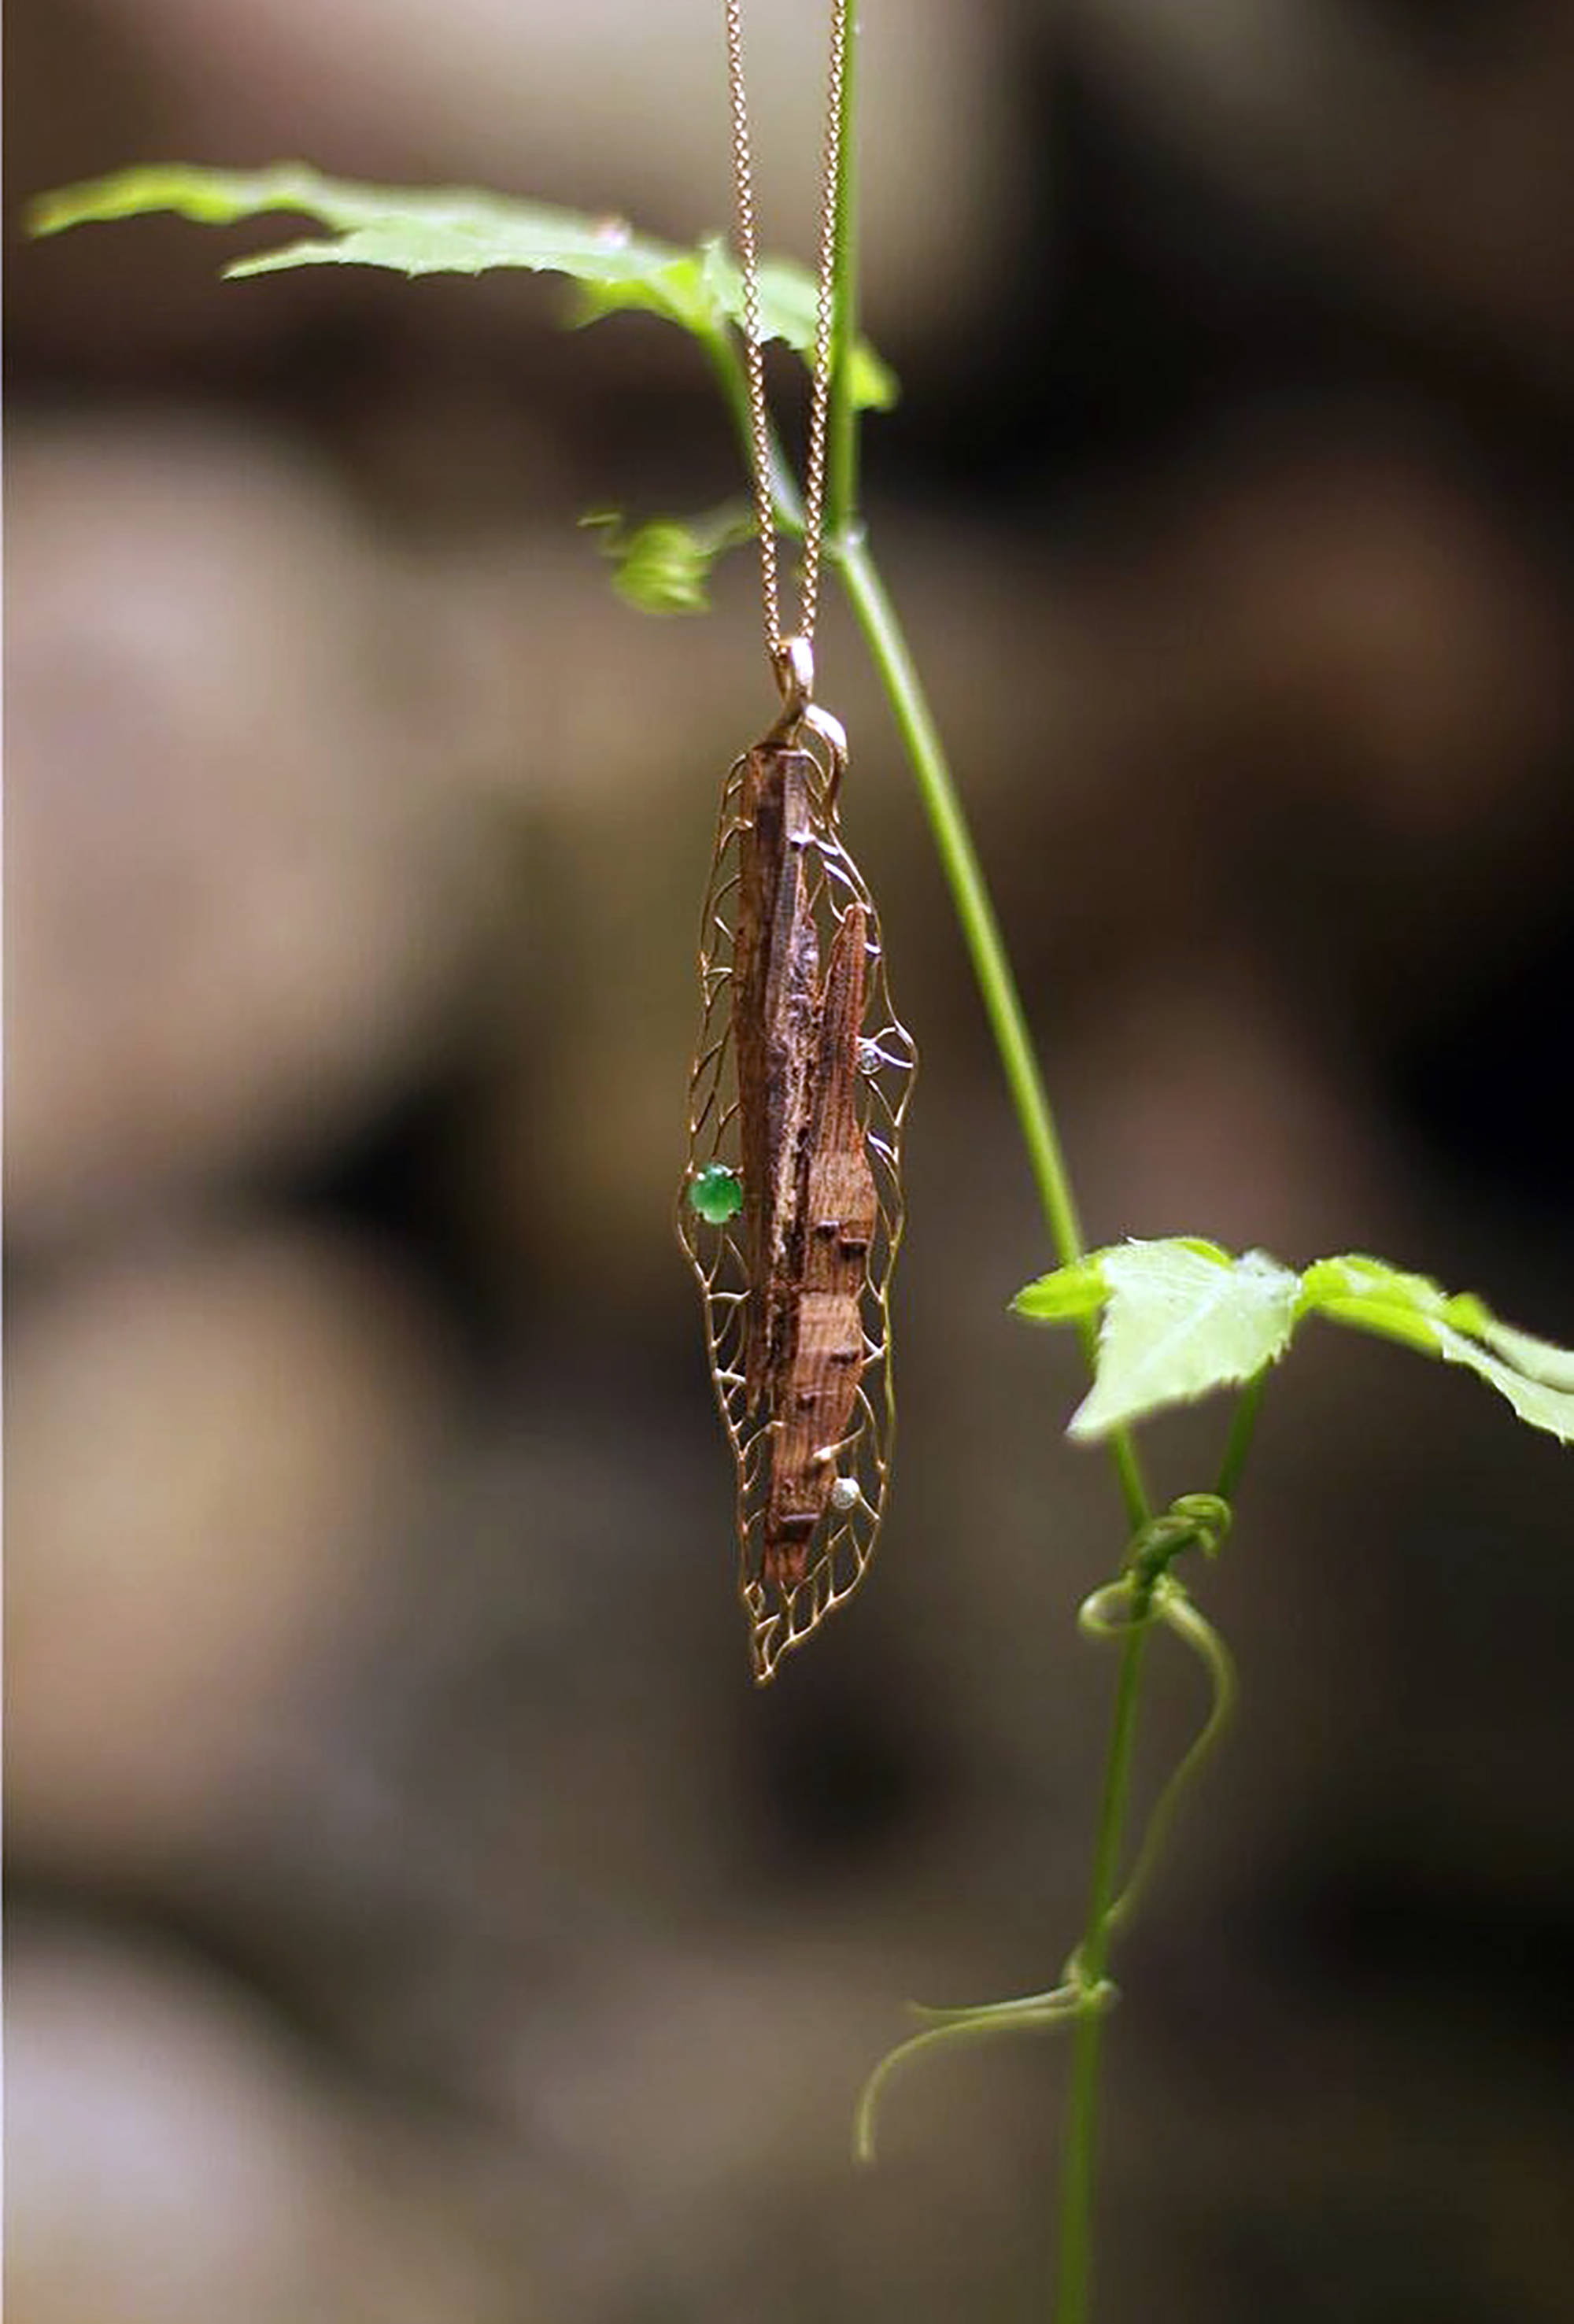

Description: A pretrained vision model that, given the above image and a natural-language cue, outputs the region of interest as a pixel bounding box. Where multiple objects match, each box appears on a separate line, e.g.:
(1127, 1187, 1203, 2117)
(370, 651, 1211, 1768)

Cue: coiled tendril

(855, 1488, 1240, 2163)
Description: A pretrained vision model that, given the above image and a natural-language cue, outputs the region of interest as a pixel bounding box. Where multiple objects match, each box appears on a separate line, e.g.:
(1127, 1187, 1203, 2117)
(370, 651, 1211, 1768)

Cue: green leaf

(1434, 1326, 1574, 1445)
(1300, 1253, 1574, 1444)
(1457, 1311, 1574, 1392)
(1011, 1255, 1109, 1324)
(1299, 1254, 1455, 1351)
(1066, 1240, 1302, 1441)
(582, 503, 754, 616)
(1018, 1236, 1574, 1452)
(27, 163, 897, 410)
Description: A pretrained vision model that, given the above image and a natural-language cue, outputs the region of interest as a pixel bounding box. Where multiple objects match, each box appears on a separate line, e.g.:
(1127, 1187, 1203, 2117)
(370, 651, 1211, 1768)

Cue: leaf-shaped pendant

(679, 712, 915, 1682)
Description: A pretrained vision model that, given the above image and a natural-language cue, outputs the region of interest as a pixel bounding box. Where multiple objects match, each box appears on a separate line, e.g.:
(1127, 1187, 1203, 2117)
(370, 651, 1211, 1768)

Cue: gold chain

(725, 0, 848, 667)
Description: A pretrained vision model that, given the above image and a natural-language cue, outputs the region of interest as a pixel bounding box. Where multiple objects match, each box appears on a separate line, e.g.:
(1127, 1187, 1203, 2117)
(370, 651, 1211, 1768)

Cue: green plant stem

(703, 330, 803, 533)
(837, 533, 1161, 2323)
(1055, 1613, 1149, 2324)
(1215, 1372, 1267, 1503)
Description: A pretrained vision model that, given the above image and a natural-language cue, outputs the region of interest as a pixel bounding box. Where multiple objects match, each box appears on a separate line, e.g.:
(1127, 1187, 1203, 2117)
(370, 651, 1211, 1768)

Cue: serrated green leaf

(1015, 1232, 1572, 1455)
(1067, 1240, 1302, 1441)
(1302, 1254, 1574, 1437)
(27, 163, 897, 411)
(1433, 1325, 1574, 1445)
(1017, 1234, 1573, 1453)
(1459, 1311, 1574, 1391)
(1011, 1255, 1110, 1324)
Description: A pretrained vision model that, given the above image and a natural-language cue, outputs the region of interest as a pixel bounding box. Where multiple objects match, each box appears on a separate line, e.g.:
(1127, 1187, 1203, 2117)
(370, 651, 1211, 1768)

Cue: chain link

(725, 0, 849, 666)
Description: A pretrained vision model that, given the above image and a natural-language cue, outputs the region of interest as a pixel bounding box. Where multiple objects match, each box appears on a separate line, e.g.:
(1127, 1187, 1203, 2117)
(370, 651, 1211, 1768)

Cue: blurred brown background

(6, 2, 1574, 2318)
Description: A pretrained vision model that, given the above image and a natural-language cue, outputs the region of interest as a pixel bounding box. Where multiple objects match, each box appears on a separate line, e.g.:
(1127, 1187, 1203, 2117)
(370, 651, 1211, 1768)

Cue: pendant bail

(772, 634, 815, 722)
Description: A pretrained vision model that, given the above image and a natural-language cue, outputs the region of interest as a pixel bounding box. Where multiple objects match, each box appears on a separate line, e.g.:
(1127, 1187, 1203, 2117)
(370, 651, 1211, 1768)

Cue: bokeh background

(7, 2, 1574, 2318)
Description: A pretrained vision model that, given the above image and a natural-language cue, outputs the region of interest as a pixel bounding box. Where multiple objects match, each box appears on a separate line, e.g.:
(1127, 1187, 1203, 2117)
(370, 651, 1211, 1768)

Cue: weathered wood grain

(735, 745, 819, 1410)
(763, 900, 878, 1592)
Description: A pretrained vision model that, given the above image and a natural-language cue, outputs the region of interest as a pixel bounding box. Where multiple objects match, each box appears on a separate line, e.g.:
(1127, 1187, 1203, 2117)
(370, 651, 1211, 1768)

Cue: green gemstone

(689, 1163, 744, 1225)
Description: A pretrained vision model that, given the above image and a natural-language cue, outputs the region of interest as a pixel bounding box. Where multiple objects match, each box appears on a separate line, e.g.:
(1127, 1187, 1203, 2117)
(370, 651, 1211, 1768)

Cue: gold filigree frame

(679, 719, 915, 1681)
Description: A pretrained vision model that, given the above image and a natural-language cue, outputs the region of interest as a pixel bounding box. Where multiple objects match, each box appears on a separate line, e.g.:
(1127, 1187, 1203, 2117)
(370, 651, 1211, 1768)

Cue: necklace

(680, 0, 917, 1683)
